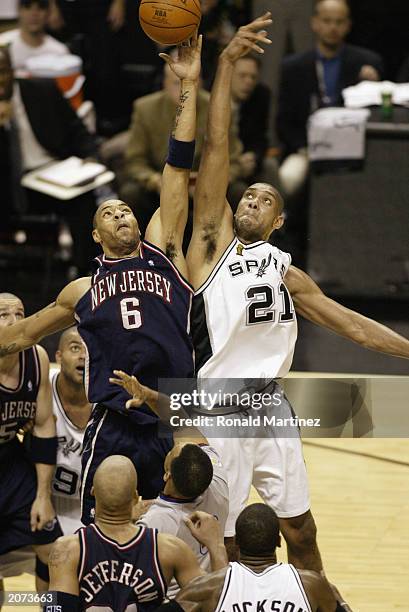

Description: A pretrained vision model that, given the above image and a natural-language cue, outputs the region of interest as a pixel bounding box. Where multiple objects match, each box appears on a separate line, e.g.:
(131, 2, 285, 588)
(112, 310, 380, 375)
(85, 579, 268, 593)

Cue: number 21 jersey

(192, 238, 297, 381)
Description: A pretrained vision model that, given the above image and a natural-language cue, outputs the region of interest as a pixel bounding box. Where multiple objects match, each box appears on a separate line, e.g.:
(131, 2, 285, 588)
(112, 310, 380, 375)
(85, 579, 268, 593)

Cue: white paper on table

(308, 107, 370, 161)
(35, 156, 106, 188)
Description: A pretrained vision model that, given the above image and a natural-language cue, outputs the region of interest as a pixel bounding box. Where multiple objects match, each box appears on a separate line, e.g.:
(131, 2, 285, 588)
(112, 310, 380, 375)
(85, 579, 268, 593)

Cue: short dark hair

(171, 444, 213, 498)
(235, 504, 280, 556)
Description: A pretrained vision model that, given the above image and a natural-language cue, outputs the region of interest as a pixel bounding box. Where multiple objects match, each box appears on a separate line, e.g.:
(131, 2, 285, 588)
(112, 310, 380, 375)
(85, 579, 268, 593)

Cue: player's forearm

(350, 313, 409, 358)
(172, 79, 198, 142)
(207, 56, 234, 145)
(207, 539, 228, 571)
(0, 321, 29, 355)
(35, 463, 54, 499)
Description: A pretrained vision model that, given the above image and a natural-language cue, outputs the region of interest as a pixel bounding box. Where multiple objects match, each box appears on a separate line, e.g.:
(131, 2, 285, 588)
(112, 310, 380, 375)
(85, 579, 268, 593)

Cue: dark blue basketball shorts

(81, 404, 173, 525)
(0, 441, 63, 556)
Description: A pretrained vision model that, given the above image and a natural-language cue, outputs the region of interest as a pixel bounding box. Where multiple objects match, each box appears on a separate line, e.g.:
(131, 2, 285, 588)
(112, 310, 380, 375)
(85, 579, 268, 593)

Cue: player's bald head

(0, 293, 24, 310)
(58, 326, 80, 350)
(93, 455, 138, 514)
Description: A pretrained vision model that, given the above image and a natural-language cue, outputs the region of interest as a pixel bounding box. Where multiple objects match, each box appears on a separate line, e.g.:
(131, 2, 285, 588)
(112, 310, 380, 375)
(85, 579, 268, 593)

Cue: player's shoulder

(34, 344, 51, 379)
(144, 501, 181, 534)
(58, 277, 91, 308)
(176, 566, 229, 603)
(49, 534, 80, 567)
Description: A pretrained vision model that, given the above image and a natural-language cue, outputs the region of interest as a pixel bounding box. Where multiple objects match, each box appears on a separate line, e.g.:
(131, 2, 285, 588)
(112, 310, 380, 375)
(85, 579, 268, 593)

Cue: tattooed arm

(47, 535, 80, 595)
(145, 34, 202, 278)
(0, 278, 89, 356)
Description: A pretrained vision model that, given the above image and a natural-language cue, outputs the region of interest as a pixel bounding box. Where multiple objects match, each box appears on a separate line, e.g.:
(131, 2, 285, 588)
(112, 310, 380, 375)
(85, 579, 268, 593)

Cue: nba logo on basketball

(139, 0, 201, 45)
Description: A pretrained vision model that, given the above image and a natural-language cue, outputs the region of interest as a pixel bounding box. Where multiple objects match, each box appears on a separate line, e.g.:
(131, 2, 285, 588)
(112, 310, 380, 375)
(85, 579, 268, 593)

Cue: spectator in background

(48, 0, 127, 135)
(0, 46, 98, 276)
(0, 0, 69, 71)
(229, 54, 279, 204)
(277, 0, 383, 197)
(122, 60, 243, 234)
(252, 0, 315, 146)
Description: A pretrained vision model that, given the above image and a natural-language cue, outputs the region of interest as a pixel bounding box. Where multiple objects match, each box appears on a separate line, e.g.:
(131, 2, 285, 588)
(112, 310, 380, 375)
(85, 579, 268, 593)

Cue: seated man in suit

(0, 46, 99, 276)
(277, 0, 383, 196)
(122, 58, 243, 234)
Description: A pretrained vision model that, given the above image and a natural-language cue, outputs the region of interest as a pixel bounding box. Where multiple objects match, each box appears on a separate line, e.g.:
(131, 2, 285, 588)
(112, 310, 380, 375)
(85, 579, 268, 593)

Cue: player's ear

(92, 228, 102, 244)
(55, 350, 62, 365)
(272, 214, 284, 231)
(163, 470, 170, 483)
(90, 485, 95, 498)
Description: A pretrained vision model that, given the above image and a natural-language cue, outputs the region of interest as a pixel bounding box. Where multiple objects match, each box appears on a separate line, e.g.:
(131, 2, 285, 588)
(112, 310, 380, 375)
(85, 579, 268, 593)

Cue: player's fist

(30, 496, 56, 532)
(185, 511, 223, 548)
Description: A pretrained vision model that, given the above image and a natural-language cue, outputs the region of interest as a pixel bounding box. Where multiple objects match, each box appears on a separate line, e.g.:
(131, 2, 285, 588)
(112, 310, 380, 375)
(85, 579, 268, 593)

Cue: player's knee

(281, 511, 317, 552)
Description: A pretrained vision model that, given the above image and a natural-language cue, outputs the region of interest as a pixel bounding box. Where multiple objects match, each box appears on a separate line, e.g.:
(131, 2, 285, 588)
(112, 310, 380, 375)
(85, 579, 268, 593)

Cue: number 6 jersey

(74, 242, 194, 424)
(192, 238, 297, 382)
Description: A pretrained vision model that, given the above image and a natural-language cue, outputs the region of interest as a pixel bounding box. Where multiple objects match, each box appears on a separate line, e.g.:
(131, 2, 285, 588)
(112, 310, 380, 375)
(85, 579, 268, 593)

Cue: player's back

(216, 562, 312, 612)
(192, 238, 297, 384)
(78, 523, 166, 612)
(75, 242, 194, 423)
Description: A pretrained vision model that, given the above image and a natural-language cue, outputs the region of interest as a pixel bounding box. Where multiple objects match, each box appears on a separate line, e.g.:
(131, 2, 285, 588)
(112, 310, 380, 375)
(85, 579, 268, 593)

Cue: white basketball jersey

(193, 238, 297, 382)
(51, 372, 85, 534)
(216, 562, 312, 612)
(140, 446, 229, 598)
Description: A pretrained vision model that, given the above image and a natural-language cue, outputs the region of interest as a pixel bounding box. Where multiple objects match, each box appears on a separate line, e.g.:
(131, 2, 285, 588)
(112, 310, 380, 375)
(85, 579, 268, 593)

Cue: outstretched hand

(159, 31, 203, 82)
(109, 370, 148, 409)
(221, 12, 272, 64)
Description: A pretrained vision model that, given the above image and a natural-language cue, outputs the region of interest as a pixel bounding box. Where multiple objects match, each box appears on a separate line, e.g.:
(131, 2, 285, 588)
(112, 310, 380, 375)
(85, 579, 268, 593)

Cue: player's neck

(95, 515, 139, 541)
(20, 29, 45, 48)
(57, 372, 89, 414)
(163, 482, 193, 501)
(0, 353, 20, 379)
(103, 242, 141, 260)
(239, 553, 278, 572)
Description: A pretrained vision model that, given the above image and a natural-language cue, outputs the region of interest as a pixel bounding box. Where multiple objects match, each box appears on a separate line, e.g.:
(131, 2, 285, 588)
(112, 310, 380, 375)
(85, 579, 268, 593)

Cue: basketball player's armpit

(165, 240, 179, 262)
(198, 221, 219, 261)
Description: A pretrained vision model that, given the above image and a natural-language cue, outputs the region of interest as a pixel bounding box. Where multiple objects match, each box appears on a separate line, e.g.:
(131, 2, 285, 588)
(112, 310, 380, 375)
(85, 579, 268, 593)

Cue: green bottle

(381, 91, 393, 120)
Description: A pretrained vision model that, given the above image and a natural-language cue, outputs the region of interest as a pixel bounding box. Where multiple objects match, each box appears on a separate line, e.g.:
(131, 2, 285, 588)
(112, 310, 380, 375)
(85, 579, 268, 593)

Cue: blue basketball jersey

(0, 346, 40, 448)
(78, 523, 167, 612)
(75, 241, 194, 424)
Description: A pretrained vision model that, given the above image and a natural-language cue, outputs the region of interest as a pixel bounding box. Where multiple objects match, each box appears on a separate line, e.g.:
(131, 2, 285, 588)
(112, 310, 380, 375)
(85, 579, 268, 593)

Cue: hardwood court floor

(4, 440, 409, 611)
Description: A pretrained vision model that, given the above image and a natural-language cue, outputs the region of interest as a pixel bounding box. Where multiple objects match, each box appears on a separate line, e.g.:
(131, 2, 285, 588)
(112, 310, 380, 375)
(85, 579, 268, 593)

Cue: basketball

(139, 0, 201, 46)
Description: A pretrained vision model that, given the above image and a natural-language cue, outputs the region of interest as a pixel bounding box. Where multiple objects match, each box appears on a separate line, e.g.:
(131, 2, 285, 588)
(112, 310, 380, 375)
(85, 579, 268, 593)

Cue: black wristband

(166, 136, 195, 169)
(30, 435, 58, 464)
(43, 592, 79, 612)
